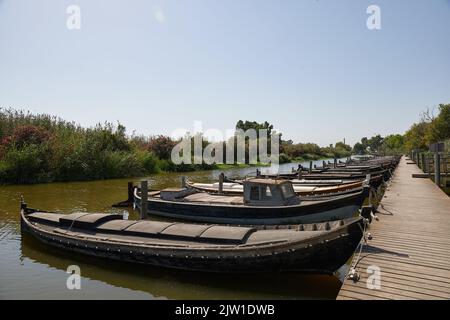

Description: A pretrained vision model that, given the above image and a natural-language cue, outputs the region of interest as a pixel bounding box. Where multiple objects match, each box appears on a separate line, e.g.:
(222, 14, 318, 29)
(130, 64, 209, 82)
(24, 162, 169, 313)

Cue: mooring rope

(64, 213, 91, 234)
(347, 219, 369, 282)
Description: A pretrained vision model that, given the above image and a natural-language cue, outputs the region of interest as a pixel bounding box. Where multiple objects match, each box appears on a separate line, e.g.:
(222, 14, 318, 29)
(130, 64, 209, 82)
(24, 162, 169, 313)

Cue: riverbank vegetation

(234, 120, 353, 163)
(352, 103, 450, 155)
(0, 109, 352, 184)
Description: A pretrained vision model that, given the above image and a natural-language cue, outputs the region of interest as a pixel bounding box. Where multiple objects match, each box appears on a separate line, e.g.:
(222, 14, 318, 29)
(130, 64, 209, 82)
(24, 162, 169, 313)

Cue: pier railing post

(445, 156, 448, 176)
(434, 153, 441, 187)
(421, 153, 426, 171)
(309, 161, 313, 174)
(140, 180, 148, 220)
(333, 158, 337, 168)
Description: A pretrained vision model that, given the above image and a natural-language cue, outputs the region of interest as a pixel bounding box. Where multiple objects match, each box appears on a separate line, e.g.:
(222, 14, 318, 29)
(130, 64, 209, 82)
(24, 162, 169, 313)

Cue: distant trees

(353, 135, 384, 154)
(352, 103, 450, 155)
(281, 141, 352, 162)
(147, 135, 177, 160)
(353, 142, 365, 155)
(403, 122, 429, 151)
(235, 120, 274, 136)
(6, 103, 449, 185)
(403, 103, 450, 152)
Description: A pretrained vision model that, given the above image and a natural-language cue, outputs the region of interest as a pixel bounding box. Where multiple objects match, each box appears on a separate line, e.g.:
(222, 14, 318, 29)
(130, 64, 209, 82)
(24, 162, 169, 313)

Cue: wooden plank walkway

(337, 156, 450, 300)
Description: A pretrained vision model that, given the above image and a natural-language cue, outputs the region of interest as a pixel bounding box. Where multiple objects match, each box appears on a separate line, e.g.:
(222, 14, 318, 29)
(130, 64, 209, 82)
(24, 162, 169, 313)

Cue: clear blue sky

(1, 0, 449, 146)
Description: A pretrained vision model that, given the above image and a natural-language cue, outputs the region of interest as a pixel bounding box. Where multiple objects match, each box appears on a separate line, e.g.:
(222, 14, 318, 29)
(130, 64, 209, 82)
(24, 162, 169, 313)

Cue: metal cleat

(347, 268, 360, 282)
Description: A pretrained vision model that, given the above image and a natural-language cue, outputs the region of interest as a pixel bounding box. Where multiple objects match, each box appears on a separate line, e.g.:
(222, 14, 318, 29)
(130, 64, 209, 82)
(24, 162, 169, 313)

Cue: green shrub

(278, 153, 291, 164)
(139, 151, 160, 174)
(2, 144, 49, 184)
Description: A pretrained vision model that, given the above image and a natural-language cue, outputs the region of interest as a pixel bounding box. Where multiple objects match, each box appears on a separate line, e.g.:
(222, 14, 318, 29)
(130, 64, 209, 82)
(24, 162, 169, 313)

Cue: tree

(404, 121, 430, 151)
(383, 134, 404, 150)
(367, 135, 384, 153)
(427, 104, 450, 143)
(379, 134, 404, 155)
(147, 135, 176, 160)
(235, 120, 274, 137)
(335, 141, 352, 152)
(361, 137, 369, 149)
(353, 142, 366, 155)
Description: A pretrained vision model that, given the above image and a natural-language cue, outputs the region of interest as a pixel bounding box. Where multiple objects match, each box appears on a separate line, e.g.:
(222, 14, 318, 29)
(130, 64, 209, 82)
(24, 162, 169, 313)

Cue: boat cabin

(243, 179, 299, 206)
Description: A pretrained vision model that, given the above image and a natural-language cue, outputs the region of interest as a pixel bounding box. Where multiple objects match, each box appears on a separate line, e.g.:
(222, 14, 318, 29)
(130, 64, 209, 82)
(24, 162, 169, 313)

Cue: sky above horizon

(1, 0, 450, 146)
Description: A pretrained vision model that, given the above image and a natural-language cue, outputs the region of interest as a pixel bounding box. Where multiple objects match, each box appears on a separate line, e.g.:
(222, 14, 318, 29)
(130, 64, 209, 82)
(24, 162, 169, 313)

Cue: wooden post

(181, 176, 186, 188)
(127, 182, 134, 204)
(309, 161, 313, 174)
(140, 180, 148, 220)
(218, 173, 224, 194)
(421, 153, 426, 171)
(434, 153, 441, 187)
(333, 158, 337, 168)
(445, 156, 448, 176)
(427, 156, 431, 178)
(297, 165, 303, 179)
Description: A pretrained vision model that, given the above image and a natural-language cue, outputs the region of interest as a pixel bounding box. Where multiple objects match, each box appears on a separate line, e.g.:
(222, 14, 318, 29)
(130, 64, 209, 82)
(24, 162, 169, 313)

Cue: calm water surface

(0, 160, 350, 299)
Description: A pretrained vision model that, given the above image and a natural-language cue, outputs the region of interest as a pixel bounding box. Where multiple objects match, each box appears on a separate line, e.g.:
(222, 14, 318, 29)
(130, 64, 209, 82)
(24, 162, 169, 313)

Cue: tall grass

(0, 108, 163, 184)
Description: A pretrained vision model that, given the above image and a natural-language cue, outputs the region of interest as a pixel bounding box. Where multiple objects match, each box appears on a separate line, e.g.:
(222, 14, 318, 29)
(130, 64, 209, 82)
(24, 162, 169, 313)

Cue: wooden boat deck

(337, 156, 450, 300)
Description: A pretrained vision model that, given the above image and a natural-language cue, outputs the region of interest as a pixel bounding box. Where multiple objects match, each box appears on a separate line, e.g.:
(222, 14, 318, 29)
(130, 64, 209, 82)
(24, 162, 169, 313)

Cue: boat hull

(21, 211, 364, 274)
(135, 188, 368, 225)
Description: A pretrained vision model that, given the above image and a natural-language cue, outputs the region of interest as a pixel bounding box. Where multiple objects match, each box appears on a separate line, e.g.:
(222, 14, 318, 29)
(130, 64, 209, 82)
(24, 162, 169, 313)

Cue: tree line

(0, 109, 353, 184)
(352, 103, 450, 155)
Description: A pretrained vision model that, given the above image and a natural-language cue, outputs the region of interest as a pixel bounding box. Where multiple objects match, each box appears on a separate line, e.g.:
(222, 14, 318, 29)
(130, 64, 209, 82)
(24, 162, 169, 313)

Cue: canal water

(0, 160, 350, 300)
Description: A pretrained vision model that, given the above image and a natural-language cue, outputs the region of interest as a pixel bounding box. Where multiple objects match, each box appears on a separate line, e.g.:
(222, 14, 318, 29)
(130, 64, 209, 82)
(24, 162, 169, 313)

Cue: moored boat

(134, 179, 370, 225)
(20, 201, 365, 274)
(186, 178, 367, 197)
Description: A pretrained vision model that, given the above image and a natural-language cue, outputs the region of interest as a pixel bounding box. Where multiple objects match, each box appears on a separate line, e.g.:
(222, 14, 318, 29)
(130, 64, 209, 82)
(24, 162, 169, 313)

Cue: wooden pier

(337, 156, 450, 300)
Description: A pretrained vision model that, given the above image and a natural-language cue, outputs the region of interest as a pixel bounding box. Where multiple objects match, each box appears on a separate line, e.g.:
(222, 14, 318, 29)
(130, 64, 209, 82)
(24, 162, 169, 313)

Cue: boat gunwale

(134, 185, 368, 210)
(21, 209, 362, 254)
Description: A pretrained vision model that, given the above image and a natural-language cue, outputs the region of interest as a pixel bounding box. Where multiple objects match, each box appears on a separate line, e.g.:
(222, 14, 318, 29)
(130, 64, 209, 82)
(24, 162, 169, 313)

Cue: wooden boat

(134, 179, 370, 225)
(20, 201, 365, 274)
(224, 175, 358, 186)
(263, 156, 400, 183)
(186, 178, 367, 197)
(259, 170, 387, 188)
(223, 174, 384, 192)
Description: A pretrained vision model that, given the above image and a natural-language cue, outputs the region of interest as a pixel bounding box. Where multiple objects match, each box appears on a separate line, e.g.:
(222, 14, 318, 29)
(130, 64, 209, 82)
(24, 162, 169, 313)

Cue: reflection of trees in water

(20, 233, 341, 300)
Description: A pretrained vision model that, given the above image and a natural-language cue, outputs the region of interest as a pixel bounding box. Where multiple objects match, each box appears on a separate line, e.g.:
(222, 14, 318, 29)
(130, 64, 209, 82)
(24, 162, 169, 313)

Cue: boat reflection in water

(20, 232, 345, 300)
